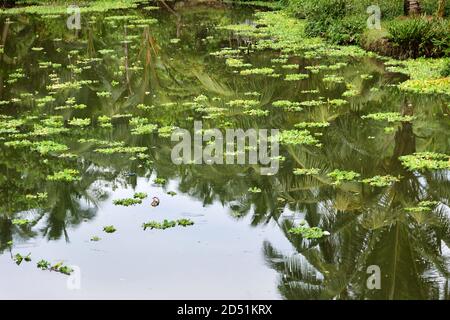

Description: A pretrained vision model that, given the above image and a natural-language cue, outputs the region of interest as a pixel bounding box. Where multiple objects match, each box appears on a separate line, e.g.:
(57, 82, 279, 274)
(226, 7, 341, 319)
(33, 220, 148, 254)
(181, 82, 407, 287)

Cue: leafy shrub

(326, 15, 366, 44)
(387, 18, 449, 58)
(441, 61, 450, 77)
(300, 0, 348, 37)
(288, 0, 403, 19)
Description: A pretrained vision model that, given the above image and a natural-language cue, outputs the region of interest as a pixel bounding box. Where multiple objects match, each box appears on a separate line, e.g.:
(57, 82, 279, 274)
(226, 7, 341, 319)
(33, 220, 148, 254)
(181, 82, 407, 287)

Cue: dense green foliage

(387, 18, 450, 58)
(284, 0, 450, 53)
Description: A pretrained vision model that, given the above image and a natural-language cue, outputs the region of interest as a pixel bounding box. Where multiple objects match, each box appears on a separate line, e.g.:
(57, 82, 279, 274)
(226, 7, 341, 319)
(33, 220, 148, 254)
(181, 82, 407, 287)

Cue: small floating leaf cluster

(142, 219, 194, 230)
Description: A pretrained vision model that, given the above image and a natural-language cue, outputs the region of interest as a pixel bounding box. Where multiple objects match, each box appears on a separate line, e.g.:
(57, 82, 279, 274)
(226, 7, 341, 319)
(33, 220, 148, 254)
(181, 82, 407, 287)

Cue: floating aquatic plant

(361, 175, 400, 187)
(328, 99, 348, 107)
(177, 219, 194, 227)
(327, 169, 360, 185)
(131, 123, 157, 135)
(244, 109, 268, 117)
(51, 262, 73, 275)
(37, 260, 51, 270)
(362, 112, 415, 123)
(133, 192, 148, 200)
(294, 122, 329, 129)
(68, 118, 91, 127)
(285, 73, 309, 81)
(153, 178, 166, 185)
(142, 219, 194, 230)
(113, 198, 142, 206)
(272, 100, 302, 111)
(47, 169, 80, 182)
(399, 152, 450, 171)
(142, 220, 176, 230)
(293, 168, 320, 176)
(279, 130, 320, 146)
(289, 223, 329, 239)
(225, 58, 251, 68)
(103, 226, 116, 233)
(227, 99, 259, 108)
(323, 75, 345, 83)
(248, 187, 262, 193)
(12, 219, 31, 226)
(14, 253, 31, 265)
(240, 67, 275, 76)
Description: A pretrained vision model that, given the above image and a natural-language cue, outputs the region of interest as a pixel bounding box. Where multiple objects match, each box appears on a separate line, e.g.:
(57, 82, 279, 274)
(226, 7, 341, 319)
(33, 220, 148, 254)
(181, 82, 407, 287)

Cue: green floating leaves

(361, 175, 401, 187)
(362, 112, 415, 123)
(289, 224, 330, 239)
(14, 253, 31, 265)
(279, 130, 320, 146)
(142, 219, 194, 230)
(12, 219, 31, 226)
(248, 187, 262, 193)
(153, 178, 166, 185)
(37, 260, 51, 270)
(103, 225, 117, 233)
(47, 169, 80, 182)
(399, 152, 450, 171)
(327, 169, 360, 185)
(293, 168, 320, 176)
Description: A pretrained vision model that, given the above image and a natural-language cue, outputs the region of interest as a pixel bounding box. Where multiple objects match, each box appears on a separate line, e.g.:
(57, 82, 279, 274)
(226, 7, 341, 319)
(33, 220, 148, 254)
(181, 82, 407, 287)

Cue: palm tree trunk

(404, 0, 422, 15)
(437, 0, 446, 17)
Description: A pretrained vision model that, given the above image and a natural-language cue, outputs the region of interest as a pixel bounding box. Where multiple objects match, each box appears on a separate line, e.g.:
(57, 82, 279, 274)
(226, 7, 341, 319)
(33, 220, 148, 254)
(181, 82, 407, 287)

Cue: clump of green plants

(387, 18, 449, 58)
(103, 226, 117, 233)
(131, 123, 157, 135)
(14, 253, 31, 265)
(90, 236, 101, 242)
(327, 169, 360, 185)
(225, 58, 251, 68)
(294, 122, 329, 129)
(328, 99, 348, 107)
(177, 219, 195, 227)
(153, 177, 166, 185)
(240, 67, 275, 76)
(97, 91, 112, 98)
(12, 219, 31, 226)
(68, 118, 91, 127)
(142, 220, 177, 230)
(361, 175, 400, 187)
(244, 109, 268, 117)
(50, 262, 73, 275)
(399, 152, 450, 171)
(113, 198, 142, 206)
(248, 187, 262, 193)
(227, 99, 260, 108)
(37, 260, 51, 270)
(293, 168, 320, 176)
(47, 169, 80, 182)
(133, 192, 148, 200)
(32, 141, 69, 155)
(279, 130, 320, 146)
(362, 112, 415, 122)
(323, 75, 345, 83)
(142, 219, 194, 230)
(272, 100, 302, 111)
(288, 221, 330, 239)
(285, 73, 309, 81)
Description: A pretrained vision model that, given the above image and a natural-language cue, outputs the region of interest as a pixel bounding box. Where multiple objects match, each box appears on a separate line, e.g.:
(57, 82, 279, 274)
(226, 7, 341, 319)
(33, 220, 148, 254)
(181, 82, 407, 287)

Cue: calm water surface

(0, 4, 449, 299)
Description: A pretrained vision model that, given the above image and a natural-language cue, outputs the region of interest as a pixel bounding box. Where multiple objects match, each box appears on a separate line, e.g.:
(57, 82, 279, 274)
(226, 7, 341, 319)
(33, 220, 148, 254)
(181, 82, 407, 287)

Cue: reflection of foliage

(0, 5, 449, 300)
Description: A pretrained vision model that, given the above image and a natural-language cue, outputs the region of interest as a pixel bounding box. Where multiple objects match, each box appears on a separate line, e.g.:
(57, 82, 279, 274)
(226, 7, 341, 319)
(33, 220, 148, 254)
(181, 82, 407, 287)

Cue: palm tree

(404, 0, 422, 15)
(437, 0, 446, 17)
